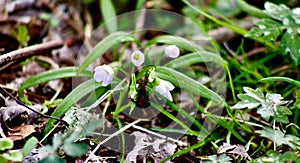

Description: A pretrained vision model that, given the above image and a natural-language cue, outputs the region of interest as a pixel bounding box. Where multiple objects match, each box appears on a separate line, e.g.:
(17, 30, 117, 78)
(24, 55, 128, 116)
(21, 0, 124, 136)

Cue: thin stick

(0, 87, 67, 124)
(84, 119, 142, 163)
(0, 40, 64, 71)
(132, 124, 188, 146)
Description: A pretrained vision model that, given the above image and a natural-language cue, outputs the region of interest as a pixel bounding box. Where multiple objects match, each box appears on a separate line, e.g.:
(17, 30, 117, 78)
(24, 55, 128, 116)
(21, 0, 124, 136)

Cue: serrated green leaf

(277, 106, 292, 115)
(245, 19, 282, 41)
(232, 94, 260, 109)
(257, 103, 273, 121)
(256, 127, 300, 150)
(100, 0, 117, 34)
(264, 2, 291, 21)
(274, 115, 289, 124)
(23, 137, 38, 156)
(62, 142, 88, 157)
(281, 31, 300, 65)
(243, 87, 264, 102)
(77, 32, 135, 74)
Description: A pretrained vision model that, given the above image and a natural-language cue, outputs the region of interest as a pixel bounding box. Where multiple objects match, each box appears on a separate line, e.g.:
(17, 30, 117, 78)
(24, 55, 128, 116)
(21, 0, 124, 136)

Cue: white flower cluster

(93, 45, 180, 101)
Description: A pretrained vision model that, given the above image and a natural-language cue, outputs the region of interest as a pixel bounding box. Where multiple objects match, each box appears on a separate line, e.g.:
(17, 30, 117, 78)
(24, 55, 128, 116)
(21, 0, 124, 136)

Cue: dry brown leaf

(8, 125, 35, 141)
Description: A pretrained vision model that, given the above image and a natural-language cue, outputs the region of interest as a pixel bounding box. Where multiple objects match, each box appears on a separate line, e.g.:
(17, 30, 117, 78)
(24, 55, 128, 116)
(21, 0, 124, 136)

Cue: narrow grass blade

(166, 100, 210, 137)
(146, 35, 204, 52)
(100, 0, 117, 34)
(155, 66, 225, 105)
(19, 67, 92, 92)
(77, 32, 135, 74)
(259, 77, 300, 88)
(164, 52, 226, 68)
(151, 102, 199, 136)
(207, 112, 246, 143)
(44, 79, 105, 134)
(18, 67, 92, 102)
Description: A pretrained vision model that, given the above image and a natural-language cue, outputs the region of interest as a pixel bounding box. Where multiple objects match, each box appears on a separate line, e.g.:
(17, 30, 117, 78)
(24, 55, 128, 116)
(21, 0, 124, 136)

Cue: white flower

(131, 50, 144, 66)
(154, 79, 175, 101)
(93, 64, 114, 86)
(164, 45, 180, 58)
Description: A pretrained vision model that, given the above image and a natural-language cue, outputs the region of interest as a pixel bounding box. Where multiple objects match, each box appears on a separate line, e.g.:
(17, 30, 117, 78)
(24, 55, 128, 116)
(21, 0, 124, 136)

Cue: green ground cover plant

(1, 0, 300, 162)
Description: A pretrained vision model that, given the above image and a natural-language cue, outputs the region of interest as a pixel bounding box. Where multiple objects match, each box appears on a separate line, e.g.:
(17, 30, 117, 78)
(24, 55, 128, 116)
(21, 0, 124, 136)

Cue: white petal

(154, 79, 174, 101)
(160, 79, 175, 91)
(165, 91, 173, 101)
(131, 50, 144, 66)
(102, 64, 114, 75)
(164, 45, 180, 58)
(93, 65, 114, 86)
(154, 83, 166, 96)
(94, 66, 106, 82)
(102, 75, 113, 86)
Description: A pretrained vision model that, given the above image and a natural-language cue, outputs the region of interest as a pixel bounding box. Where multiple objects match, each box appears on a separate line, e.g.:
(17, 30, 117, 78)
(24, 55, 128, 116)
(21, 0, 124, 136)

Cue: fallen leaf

(217, 142, 251, 161)
(8, 125, 35, 141)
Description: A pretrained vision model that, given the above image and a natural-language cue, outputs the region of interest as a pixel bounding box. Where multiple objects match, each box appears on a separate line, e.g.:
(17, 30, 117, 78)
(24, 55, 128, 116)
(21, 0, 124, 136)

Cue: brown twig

(0, 40, 64, 71)
(0, 86, 68, 124)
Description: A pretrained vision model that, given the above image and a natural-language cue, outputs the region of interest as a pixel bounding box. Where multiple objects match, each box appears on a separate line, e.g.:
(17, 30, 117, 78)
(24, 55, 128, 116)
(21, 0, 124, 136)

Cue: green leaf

(280, 151, 299, 162)
(264, 2, 291, 21)
(204, 154, 232, 163)
(16, 24, 28, 46)
(259, 77, 300, 88)
(245, 19, 282, 41)
(2, 151, 23, 162)
(44, 79, 105, 134)
(100, 0, 117, 34)
(257, 103, 273, 121)
(40, 154, 65, 163)
(277, 106, 292, 115)
(18, 67, 92, 103)
(274, 115, 289, 124)
(164, 52, 226, 68)
(232, 94, 260, 109)
(23, 137, 38, 156)
(146, 35, 204, 52)
(77, 32, 134, 74)
(280, 31, 300, 65)
(19, 67, 92, 92)
(256, 127, 300, 150)
(0, 156, 8, 163)
(0, 138, 13, 151)
(150, 102, 199, 136)
(291, 8, 300, 25)
(294, 89, 300, 108)
(62, 142, 88, 157)
(207, 113, 246, 143)
(243, 87, 264, 102)
(155, 66, 225, 105)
